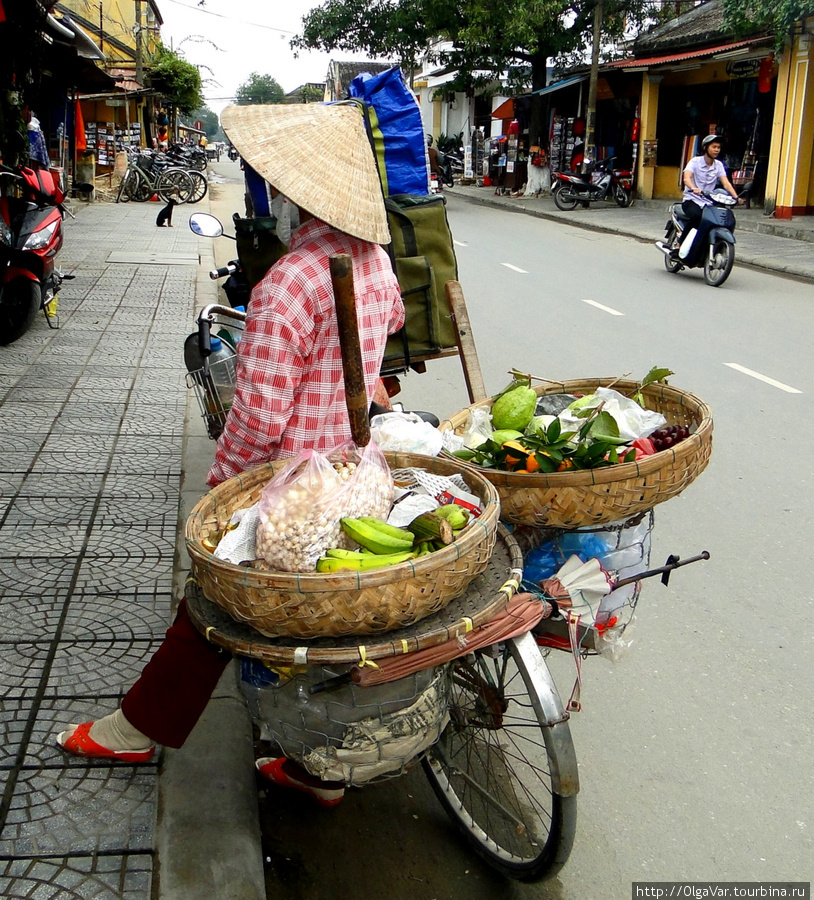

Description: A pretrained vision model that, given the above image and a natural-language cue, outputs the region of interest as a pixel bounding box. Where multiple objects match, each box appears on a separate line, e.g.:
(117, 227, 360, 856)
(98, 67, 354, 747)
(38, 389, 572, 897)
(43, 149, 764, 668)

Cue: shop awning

(530, 75, 588, 97)
(491, 98, 515, 119)
(606, 37, 769, 70)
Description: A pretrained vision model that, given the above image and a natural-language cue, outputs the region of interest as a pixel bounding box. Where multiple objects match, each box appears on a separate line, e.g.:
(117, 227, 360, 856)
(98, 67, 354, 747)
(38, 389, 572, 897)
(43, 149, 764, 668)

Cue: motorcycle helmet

(702, 134, 722, 150)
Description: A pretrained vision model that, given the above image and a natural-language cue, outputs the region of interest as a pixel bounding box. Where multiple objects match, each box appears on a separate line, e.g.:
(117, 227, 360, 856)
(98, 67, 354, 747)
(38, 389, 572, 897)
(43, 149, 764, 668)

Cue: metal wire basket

(186, 356, 236, 440)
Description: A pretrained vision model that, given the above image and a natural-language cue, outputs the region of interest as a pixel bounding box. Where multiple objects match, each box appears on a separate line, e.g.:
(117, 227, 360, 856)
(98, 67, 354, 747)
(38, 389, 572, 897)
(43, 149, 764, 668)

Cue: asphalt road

(205, 167, 814, 899)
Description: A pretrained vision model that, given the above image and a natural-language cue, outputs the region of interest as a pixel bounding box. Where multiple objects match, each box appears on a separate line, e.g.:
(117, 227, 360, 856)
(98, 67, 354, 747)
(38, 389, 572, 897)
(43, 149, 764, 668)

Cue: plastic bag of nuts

(255, 441, 393, 572)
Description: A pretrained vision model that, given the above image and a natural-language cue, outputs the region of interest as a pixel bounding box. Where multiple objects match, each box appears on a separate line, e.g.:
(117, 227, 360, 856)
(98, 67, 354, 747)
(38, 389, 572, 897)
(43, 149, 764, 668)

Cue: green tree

(148, 45, 203, 115)
(236, 72, 286, 105)
(723, 0, 814, 52)
(188, 106, 221, 139)
(295, 0, 650, 142)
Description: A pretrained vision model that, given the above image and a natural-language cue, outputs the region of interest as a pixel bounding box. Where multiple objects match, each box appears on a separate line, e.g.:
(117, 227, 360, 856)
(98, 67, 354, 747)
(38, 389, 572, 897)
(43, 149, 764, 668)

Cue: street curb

(445, 189, 814, 283)
(156, 190, 266, 900)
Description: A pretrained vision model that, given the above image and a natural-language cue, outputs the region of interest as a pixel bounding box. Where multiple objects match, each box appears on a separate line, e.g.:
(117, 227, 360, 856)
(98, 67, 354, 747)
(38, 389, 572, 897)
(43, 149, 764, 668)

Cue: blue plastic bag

(348, 67, 429, 197)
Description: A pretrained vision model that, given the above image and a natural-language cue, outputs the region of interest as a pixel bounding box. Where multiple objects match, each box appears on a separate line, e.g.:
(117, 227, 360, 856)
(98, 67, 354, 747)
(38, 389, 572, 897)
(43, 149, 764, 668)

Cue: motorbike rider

(681, 135, 742, 229)
(426, 133, 444, 185)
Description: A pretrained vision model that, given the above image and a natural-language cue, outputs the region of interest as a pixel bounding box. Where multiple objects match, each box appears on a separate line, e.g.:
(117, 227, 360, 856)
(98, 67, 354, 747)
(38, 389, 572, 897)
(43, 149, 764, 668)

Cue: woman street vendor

(56, 103, 405, 807)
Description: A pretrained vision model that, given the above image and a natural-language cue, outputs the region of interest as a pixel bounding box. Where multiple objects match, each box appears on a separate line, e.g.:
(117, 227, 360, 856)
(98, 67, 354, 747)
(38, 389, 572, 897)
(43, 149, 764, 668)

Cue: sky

(156, 0, 381, 115)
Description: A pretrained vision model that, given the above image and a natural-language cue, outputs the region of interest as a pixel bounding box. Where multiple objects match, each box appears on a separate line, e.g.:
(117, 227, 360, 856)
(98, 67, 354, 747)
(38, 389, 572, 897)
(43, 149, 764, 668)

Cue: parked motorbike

(552, 157, 633, 210)
(655, 185, 750, 288)
(166, 143, 207, 171)
(0, 163, 71, 344)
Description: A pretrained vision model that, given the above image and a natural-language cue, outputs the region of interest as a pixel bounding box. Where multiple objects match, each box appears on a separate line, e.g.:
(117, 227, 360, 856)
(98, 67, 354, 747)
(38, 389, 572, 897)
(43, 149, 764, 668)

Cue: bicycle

(116, 150, 194, 204)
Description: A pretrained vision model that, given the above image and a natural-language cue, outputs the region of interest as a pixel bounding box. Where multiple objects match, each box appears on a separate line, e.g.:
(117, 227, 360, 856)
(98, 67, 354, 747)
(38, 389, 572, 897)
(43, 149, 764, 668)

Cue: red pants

(121, 598, 231, 748)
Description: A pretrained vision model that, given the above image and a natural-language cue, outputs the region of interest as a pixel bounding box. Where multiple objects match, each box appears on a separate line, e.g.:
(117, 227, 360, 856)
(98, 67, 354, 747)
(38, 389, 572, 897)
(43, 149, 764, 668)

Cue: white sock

(87, 708, 154, 751)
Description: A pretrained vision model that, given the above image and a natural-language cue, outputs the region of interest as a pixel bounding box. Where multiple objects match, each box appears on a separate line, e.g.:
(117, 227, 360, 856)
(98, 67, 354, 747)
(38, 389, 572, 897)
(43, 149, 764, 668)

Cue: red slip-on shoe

(256, 757, 345, 808)
(56, 722, 156, 763)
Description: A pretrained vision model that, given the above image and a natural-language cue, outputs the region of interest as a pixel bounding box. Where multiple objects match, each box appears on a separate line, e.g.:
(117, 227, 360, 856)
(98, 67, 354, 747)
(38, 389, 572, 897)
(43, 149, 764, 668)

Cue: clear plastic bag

(370, 412, 443, 456)
(255, 442, 393, 572)
(462, 407, 493, 449)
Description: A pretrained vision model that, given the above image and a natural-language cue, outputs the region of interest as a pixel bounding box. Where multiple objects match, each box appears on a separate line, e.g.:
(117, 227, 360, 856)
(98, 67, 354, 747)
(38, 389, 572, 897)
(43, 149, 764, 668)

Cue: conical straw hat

(221, 103, 390, 244)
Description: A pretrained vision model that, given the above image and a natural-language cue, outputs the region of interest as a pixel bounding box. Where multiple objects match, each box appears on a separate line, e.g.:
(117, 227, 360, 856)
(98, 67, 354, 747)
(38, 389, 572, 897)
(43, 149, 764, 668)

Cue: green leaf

(451, 448, 478, 460)
(534, 453, 558, 473)
(623, 448, 637, 463)
(546, 418, 561, 442)
(589, 411, 628, 445)
(640, 366, 674, 388)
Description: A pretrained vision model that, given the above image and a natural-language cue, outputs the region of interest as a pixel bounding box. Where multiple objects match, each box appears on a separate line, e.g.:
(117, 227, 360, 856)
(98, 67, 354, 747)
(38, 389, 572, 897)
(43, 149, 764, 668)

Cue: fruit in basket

(489, 428, 524, 445)
(433, 504, 470, 530)
(406, 512, 454, 546)
(650, 425, 690, 451)
(341, 517, 414, 554)
(491, 385, 537, 431)
(316, 549, 417, 572)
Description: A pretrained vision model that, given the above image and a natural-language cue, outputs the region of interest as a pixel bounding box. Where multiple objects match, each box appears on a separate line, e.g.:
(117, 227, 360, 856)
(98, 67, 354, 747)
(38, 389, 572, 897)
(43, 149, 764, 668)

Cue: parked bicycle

(116, 150, 203, 205)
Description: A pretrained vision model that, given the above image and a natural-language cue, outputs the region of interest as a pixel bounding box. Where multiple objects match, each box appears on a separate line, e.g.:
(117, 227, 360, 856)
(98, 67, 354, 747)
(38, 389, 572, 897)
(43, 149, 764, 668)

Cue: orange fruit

(526, 455, 541, 473)
(557, 459, 575, 472)
(501, 440, 529, 468)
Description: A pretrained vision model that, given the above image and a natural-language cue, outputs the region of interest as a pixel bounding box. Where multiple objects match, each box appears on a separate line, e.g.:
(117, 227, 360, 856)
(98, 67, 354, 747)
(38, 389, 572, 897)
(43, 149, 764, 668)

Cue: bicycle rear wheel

(423, 631, 578, 881)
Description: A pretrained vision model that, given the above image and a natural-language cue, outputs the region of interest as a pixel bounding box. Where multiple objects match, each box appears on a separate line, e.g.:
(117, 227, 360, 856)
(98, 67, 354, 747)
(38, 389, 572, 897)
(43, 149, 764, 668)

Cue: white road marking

(501, 262, 529, 273)
(453, 239, 468, 247)
(579, 298, 624, 316)
(724, 363, 802, 394)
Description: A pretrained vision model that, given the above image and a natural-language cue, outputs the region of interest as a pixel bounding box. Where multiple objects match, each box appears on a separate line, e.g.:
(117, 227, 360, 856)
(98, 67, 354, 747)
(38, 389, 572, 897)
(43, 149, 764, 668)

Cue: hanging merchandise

(758, 54, 774, 93)
(347, 67, 428, 197)
(75, 100, 87, 152)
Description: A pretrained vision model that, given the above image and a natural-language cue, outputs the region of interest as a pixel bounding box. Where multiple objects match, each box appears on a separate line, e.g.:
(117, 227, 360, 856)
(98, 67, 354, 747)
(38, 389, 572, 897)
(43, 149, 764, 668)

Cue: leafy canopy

(148, 45, 203, 115)
(235, 73, 286, 105)
(296, 0, 652, 90)
(723, 0, 814, 52)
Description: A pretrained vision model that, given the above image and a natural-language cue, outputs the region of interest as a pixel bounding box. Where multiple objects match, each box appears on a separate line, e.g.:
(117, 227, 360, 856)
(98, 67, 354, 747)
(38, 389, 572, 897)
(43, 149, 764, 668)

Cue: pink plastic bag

(255, 442, 393, 572)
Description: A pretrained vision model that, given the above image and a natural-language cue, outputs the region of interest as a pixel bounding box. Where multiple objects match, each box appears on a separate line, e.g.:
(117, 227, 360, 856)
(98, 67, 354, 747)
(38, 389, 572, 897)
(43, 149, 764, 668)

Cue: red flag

(75, 100, 87, 151)
(0, 2, 6, 23)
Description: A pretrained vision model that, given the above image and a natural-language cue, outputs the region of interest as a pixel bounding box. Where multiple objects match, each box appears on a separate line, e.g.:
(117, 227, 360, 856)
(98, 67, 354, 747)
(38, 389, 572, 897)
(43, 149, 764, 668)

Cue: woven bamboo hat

(221, 103, 390, 244)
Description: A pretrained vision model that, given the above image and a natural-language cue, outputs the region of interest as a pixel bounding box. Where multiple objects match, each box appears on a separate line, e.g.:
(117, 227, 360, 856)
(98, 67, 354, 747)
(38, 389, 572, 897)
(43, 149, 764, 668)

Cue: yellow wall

(654, 165, 682, 198)
(636, 73, 660, 198)
(765, 26, 814, 216)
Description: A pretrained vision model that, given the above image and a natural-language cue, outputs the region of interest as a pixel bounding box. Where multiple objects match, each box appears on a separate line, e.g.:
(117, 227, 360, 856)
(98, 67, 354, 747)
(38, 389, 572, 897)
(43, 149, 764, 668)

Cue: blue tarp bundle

(349, 67, 429, 197)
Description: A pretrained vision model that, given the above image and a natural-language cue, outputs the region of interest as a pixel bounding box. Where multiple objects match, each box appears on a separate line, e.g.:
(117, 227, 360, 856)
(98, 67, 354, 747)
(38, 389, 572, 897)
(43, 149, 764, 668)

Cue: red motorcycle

(0, 162, 70, 344)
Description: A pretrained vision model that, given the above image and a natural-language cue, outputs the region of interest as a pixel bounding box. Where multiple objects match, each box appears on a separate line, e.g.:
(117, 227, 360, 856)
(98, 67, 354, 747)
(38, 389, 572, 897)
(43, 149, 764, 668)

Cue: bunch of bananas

(315, 506, 471, 573)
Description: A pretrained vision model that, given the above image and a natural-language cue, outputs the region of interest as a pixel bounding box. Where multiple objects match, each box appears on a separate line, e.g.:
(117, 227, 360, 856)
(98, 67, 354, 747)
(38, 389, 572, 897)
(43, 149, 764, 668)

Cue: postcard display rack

(84, 122, 142, 167)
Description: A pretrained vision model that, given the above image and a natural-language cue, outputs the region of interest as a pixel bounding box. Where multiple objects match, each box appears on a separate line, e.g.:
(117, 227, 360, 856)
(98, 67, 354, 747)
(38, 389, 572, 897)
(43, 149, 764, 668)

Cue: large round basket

(438, 378, 712, 528)
(184, 451, 500, 639)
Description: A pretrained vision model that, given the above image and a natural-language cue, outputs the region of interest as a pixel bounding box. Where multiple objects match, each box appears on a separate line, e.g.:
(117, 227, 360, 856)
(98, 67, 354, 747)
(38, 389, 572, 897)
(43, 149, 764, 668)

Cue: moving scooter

(552, 157, 633, 210)
(0, 163, 71, 344)
(655, 185, 750, 288)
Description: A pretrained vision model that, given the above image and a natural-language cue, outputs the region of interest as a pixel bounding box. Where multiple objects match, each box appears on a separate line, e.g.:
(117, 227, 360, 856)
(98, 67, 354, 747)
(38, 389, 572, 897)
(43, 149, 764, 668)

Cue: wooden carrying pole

(445, 280, 487, 403)
(329, 253, 371, 447)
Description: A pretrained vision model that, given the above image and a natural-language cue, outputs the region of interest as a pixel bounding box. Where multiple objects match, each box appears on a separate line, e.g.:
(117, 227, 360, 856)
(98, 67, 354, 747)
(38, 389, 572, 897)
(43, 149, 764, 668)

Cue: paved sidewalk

(446, 183, 814, 281)
(0, 196, 264, 898)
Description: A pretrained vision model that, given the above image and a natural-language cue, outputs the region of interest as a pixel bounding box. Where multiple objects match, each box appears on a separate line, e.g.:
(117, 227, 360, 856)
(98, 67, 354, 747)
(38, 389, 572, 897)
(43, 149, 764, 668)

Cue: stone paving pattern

(0, 200, 197, 898)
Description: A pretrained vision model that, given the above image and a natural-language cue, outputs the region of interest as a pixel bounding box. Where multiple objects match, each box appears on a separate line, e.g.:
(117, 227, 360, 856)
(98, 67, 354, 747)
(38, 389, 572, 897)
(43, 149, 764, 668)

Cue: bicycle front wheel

(186, 170, 208, 204)
(157, 169, 194, 203)
(423, 631, 578, 881)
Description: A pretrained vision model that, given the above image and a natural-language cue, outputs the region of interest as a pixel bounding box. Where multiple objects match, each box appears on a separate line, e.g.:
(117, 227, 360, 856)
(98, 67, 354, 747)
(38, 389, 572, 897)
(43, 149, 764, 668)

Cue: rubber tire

(614, 183, 632, 208)
(128, 170, 152, 202)
(553, 185, 579, 211)
(663, 227, 682, 274)
(157, 169, 193, 204)
(186, 170, 208, 204)
(0, 278, 40, 345)
(423, 634, 578, 882)
(704, 239, 734, 287)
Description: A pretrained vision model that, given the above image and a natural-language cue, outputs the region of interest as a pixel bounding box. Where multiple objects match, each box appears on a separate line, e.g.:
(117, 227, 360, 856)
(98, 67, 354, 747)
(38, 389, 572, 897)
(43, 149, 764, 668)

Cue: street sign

(194, 120, 203, 131)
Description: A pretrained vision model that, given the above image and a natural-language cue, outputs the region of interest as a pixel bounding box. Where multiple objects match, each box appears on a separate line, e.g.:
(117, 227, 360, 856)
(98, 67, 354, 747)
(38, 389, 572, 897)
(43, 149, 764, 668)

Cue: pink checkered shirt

(207, 218, 404, 486)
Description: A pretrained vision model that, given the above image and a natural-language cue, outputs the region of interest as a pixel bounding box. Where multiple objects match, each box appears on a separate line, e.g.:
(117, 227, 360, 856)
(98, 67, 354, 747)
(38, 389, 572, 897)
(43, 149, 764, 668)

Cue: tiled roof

(633, 0, 759, 52)
(608, 36, 770, 68)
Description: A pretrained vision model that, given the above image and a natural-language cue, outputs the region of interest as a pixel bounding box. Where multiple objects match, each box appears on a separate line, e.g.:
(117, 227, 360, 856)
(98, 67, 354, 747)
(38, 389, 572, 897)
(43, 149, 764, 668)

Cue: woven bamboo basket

(438, 378, 713, 528)
(185, 451, 500, 639)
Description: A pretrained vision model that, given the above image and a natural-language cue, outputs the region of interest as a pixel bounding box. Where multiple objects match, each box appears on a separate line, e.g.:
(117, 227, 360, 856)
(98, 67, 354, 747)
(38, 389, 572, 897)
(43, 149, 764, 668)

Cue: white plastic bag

(559, 387, 666, 442)
(461, 407, 493, 449)
(370, 412, 443, 456)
